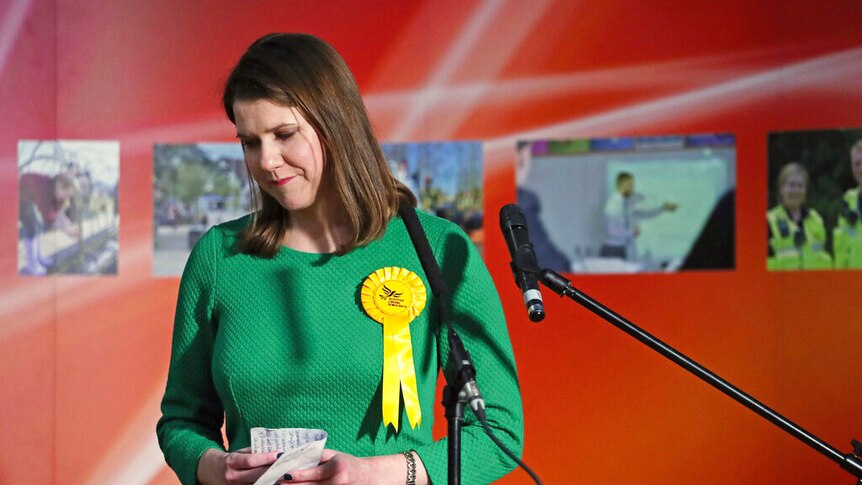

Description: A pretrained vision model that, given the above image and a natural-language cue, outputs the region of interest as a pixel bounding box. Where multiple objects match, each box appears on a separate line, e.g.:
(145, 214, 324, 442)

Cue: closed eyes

(238, 131, 296, 150)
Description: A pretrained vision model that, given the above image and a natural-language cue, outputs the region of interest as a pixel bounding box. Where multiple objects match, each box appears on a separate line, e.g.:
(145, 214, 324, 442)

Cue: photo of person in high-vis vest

(833, 139, 862, 269)
(767, 163, 833, 270)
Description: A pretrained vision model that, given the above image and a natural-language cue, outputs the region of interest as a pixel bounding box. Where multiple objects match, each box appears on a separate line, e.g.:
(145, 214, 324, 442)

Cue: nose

(258, 141, 283, 172)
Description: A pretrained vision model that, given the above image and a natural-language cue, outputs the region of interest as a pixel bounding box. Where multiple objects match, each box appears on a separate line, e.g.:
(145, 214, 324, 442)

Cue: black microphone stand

(442, 382, 465, 485)
(442, 331, 475, 485)
(526, 256, 862, 483)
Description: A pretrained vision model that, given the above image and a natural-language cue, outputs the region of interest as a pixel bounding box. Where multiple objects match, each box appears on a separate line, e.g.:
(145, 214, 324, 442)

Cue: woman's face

(233, 99, 330, 216)
(852, 147, 862, 186)
(54, 181, 72, 203)
(515, 144, 532, 186)
(780, 172, 807, 210)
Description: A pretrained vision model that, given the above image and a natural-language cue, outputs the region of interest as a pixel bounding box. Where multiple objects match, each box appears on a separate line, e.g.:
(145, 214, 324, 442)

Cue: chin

(282, 198, 317, 213)
(277, 201, 310, 212)
(263, 192, 310, 212)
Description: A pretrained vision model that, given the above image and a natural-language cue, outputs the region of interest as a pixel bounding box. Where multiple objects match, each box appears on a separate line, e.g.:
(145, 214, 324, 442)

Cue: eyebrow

(236, 122, 298, 139)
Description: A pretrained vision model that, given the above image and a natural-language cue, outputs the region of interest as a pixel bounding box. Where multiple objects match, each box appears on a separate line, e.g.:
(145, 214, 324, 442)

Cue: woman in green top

(156, 33, 524, 485)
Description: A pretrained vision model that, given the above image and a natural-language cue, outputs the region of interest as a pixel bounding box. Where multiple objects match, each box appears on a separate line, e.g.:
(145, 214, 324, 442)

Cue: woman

(766, 163, 832, 270)
(19, 171, 80, 275)
(156, 33, 523, 485)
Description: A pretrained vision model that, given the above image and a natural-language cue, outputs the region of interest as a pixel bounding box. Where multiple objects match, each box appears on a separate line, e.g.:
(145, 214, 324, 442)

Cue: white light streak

(0, 0, 33, 79)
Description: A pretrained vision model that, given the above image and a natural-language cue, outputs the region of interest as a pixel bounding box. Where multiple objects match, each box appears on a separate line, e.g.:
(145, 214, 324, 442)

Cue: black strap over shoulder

(398, 205, 450, 319)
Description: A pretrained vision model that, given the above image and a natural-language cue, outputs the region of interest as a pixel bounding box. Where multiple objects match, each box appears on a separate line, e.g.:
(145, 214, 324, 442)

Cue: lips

(273, 176, 295, 186)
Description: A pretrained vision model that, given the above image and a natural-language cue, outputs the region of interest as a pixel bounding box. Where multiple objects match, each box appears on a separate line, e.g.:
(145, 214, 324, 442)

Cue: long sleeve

(630, 194, 665, 221)
(156, 229, 225, 485)
(604, 194, 634, 245)
(834, 214, 849, 268)
(412, 222, 524, 484)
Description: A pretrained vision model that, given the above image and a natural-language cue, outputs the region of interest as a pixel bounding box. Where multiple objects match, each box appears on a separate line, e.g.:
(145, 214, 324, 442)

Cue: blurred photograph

(381, 141, 484, 251)
(517, 134, 736, 274)
(18, 140, 120, 276)
(153, 143, 250, 276)
(767, 128, 862, 271)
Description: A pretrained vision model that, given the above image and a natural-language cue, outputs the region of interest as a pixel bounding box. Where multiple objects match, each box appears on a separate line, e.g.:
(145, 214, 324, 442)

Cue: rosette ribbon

(361, 266, 426, 431)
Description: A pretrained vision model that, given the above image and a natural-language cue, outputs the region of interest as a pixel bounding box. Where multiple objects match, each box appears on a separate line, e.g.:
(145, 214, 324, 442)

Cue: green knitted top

(156, 211, 524, 484)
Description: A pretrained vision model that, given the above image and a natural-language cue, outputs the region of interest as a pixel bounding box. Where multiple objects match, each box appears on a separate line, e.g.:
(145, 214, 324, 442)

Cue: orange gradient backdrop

(1, 1, 861, 484)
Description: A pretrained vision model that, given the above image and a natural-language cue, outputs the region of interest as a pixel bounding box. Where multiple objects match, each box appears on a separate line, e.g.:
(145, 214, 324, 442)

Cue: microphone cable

(479, 414, 543, 485)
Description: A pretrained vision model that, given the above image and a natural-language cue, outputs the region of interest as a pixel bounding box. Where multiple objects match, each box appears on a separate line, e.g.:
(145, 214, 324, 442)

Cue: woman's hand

(197, 447, 280, 485)
(277, 449, 428, 485)
(54, 212, 80, 238)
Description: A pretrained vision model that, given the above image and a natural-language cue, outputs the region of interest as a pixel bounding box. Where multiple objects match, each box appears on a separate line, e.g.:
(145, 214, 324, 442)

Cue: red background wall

(1, 1, 861, 483)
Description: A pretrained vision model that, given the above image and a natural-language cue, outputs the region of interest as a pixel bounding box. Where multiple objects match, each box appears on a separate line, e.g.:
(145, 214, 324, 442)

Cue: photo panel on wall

(152, 143, 251, 277)
(766, 128, 862, 271)
(516, 134, 736, 275)
(381, 140, 484, 253)
(17, 140, 120, 276)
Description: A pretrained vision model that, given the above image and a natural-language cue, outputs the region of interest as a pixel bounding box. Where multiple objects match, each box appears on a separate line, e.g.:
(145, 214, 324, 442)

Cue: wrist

(401, 450, 416, 485)
(364, 452, 427, 485)
(399, 450, 428, 485)
(197, 448, 227, 485)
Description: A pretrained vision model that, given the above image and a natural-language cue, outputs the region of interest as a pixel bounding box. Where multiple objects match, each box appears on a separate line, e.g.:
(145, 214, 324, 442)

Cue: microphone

(499, 204, 545, 322)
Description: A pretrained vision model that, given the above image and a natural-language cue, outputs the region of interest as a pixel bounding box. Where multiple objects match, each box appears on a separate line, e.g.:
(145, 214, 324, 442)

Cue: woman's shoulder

(805, 207, 826, 223)
(382, 209, 475, 261)
(766, 205, 785, 217)
(407, 210, 484, 267)
(409, 209, 470, 241)
(213, 214, 253, 236)
(193, 214, 253, 255)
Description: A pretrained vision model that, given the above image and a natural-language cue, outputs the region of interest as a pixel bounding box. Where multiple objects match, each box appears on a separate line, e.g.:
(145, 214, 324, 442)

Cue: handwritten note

(250, 427, 327, 454)
(250, 428, 328, 485)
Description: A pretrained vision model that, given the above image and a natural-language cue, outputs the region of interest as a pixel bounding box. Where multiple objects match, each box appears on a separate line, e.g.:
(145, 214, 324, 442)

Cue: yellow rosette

(361, 266, 426, 431)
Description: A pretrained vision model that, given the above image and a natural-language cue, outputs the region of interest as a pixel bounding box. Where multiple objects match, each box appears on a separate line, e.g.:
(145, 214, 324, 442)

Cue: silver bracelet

(401, 450, 417, 485)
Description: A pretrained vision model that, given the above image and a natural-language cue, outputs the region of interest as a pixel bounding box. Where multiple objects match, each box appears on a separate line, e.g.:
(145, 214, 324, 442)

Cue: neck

(283, 203, 350, 254)
(785, 205, 803, 221)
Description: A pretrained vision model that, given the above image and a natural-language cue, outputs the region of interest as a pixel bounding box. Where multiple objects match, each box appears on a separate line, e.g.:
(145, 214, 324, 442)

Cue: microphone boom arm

(537, 267, 862, 483)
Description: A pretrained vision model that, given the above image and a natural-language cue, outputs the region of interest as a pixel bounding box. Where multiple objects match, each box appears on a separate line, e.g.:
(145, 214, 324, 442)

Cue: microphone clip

(513, 245, 541, 275)
(445, 331, 486, 420)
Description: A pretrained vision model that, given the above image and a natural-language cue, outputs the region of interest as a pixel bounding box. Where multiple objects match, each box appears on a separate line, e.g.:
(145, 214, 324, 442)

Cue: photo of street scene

(153, 143, 250, 276)
(382, 141, 484, 251)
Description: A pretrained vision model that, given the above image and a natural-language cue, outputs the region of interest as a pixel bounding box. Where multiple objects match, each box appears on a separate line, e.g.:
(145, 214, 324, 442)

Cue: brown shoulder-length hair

(223, 33, 416, 257)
